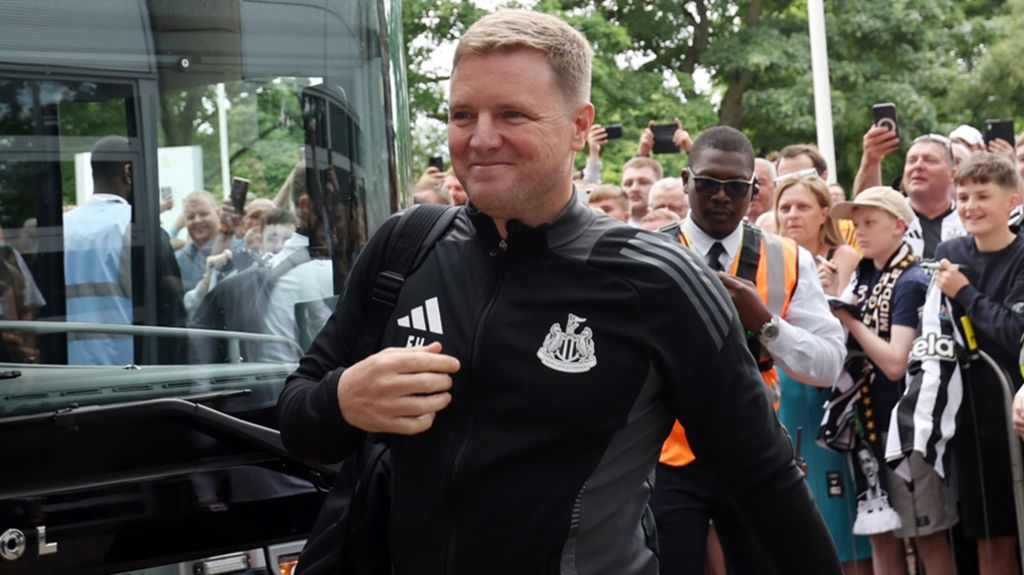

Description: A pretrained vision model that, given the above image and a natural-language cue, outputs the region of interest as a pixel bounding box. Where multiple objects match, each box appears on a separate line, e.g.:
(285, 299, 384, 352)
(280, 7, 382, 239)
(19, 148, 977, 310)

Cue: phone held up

(428, 156, 445, 171)
(651, 123, 679, 154)
(230, 177, 250, 216)
(984, 119, 1015, 148)
(603, 124, 623, 140)
(872, 103, 898, 137)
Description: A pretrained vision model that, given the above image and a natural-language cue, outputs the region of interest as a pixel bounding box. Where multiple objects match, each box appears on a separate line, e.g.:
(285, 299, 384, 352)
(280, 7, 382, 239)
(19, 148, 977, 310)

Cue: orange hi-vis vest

(660, 221, 800, 467)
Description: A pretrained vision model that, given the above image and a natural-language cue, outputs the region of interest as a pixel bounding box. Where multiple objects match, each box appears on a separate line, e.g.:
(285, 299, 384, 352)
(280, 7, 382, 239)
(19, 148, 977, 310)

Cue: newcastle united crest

(537, 314, 597, 373)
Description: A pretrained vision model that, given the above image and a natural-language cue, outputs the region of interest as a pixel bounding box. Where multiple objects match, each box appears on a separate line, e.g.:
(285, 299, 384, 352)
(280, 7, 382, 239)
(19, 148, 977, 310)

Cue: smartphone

(604, 124, 623, 140)
(428, 155, 445, 171)
(230, 177, 250, 215)
(872, 103, 898, 136)
(984, 119, 1015, 147)
(651, 123, 679, 154)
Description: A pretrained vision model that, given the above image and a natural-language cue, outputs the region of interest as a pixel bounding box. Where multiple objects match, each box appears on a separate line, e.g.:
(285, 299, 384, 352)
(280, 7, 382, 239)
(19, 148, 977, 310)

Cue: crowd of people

(407, 94, 1024, 575)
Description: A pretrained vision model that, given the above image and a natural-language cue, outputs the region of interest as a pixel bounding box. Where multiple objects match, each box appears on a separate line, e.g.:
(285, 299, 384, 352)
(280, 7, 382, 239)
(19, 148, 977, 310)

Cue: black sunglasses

(684, 168, 755, 199)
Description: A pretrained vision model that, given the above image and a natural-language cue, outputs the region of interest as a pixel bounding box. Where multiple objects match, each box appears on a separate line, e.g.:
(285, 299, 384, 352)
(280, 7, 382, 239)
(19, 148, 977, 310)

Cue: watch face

(762, 321, 780, 341)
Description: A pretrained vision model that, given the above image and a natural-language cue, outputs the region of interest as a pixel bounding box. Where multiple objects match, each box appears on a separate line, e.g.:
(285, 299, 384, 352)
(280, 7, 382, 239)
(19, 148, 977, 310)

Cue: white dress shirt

(682, 217, 846, 387)
(258, 233, 334, 362)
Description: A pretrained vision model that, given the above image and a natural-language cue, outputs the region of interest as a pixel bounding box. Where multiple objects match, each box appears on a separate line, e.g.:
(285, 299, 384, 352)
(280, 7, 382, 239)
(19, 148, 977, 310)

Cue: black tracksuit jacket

(278, 197, 841, 575)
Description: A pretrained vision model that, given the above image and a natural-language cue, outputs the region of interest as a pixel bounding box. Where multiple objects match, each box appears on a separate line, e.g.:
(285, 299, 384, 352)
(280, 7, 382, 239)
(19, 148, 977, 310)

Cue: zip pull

(498, 239, 508, 252)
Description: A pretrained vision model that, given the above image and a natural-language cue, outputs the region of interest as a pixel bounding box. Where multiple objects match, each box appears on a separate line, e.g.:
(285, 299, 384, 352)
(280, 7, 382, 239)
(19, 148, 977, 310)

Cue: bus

(0, 0, 411, 572)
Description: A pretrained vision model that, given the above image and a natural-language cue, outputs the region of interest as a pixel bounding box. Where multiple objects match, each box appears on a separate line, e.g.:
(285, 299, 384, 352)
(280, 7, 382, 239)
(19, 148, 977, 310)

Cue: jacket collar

(466, 190, 597, 253)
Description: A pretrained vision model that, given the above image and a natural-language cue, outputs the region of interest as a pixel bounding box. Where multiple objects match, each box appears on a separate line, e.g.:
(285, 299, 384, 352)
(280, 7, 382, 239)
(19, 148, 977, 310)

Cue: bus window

(0, 0, 409, 418)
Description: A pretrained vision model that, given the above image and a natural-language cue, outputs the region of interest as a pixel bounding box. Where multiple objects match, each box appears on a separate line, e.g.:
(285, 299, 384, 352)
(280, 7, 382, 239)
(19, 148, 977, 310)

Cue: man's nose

(469, 116, 502, 151)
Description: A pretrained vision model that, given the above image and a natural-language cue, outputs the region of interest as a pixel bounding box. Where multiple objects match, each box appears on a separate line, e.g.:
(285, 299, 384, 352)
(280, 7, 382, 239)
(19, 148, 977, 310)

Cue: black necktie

(706, 241, 726, 272)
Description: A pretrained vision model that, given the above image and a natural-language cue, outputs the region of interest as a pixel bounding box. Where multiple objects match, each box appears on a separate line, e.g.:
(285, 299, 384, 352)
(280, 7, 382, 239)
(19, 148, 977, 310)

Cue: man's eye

(450, 111, 473, 122)
(504, 111, 526, 119)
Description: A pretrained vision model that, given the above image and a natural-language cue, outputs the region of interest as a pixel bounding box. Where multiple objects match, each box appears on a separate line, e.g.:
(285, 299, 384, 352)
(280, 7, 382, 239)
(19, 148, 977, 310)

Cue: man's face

(903, 141, 954, 207)
(184, 198, 220, 246)
(443, 174, 467, 206)
(590, 200, 628, 222)
(750, 160, 775, 220)
(242, 199, 275, 232)
(685, 149, 754, 239)
(828, 184, 846, 206)
(448, 50, 590, 225)
(650, 183, 688, 218)
(776, 154, 817, 178)
(621, 167, 658, 212)
(857, 449, 879, 485)
(851, 206, 903, 261)
(262, 223, 295, 254)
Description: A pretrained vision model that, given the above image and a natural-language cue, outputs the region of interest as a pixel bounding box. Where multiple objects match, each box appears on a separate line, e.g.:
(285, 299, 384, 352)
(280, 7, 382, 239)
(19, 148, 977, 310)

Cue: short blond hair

(642, 208, 680, 223)
(622, 156, 663, 180)
(454, 10, 592, 104)
(588, 184, 628, 210)
(183, 190, 218, 209)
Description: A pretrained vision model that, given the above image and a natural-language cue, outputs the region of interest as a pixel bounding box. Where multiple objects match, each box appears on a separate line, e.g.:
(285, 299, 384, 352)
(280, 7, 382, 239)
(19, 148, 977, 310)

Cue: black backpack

(295, 203, 460, 575)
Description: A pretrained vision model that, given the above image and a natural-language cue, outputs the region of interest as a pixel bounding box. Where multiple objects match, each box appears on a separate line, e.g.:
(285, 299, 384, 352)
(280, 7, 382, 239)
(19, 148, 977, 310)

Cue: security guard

(63, 136, 135, 365)
(654, 127, 846, 574)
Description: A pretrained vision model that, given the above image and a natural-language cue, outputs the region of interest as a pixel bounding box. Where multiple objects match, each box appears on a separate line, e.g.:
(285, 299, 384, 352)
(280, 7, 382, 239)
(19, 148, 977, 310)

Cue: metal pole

(217, 82, 231, 201)
(977, 350, 1024, 569)
(807, 0, 837, 183)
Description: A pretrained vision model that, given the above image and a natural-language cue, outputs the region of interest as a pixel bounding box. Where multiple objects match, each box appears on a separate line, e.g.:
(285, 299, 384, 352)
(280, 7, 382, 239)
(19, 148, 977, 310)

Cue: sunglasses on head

(684, 168, 756, 199)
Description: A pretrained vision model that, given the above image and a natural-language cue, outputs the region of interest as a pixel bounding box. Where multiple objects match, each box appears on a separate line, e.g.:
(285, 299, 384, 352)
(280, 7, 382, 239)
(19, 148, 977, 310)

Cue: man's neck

(974, 228, 1016, 253)
(493, 188, 574, 239)
(911, 192, 951, 220)
(631, 204, 647, 221)
(690, 217, 739, 240)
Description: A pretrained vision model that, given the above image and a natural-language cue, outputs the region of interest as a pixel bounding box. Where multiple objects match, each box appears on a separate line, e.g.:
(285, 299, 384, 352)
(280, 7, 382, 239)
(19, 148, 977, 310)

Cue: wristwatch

(758, 315, 781, 343)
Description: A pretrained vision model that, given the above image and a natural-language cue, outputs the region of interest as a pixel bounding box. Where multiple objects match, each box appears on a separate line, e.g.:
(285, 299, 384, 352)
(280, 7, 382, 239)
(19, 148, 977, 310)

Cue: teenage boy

(933, 152, 1024, 575)
(829, 186, 956, 575)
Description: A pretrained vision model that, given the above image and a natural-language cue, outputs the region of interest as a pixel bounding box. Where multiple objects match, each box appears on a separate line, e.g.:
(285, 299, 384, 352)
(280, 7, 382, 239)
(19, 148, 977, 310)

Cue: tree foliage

(404, 0, 1022, 191)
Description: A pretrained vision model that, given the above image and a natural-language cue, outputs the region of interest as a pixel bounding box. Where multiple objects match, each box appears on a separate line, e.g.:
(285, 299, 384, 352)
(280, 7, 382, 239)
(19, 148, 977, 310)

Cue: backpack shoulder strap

(355, 204, 459, 360)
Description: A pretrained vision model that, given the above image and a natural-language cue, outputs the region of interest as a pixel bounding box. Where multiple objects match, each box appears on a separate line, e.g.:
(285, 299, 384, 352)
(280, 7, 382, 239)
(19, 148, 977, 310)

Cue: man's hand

(989, 138, 1016, 163)
(935, 258, 969, 298)
(413, 166, 446, 193)
(338, 341, 460, 435)
(672, 117, 693, 154)
(636, 120, 655, 157)
(1013, 393, 1024, 439)
(862, 125, 900, 166)
(206, 249, 232, 271)
(716, 272, 772, 332)
(588, 124, 609, 159)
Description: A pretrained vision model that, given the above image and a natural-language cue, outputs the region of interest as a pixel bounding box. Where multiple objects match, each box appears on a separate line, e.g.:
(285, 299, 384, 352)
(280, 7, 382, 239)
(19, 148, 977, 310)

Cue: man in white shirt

(257, 169, 334, 362)
(854, 129, 966, 258)
(653, 126, 845, 574)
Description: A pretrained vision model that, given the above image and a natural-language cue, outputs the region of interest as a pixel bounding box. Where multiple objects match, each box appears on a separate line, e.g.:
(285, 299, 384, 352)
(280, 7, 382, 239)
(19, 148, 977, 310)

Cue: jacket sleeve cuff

(953, 284, 980, 309)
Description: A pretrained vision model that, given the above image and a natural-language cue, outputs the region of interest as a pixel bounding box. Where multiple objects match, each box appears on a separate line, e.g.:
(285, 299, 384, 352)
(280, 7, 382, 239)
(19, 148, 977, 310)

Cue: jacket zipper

(443, 237, 508, 573)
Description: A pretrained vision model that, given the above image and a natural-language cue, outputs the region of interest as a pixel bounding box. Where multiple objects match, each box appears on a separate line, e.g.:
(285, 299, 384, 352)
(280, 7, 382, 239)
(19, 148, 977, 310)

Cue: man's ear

(122, 163, 132, 185)
(570, 102, 595, 153)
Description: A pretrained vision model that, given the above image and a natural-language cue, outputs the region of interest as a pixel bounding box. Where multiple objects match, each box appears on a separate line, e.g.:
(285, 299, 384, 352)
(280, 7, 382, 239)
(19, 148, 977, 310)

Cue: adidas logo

(397, 297, 444, 335)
